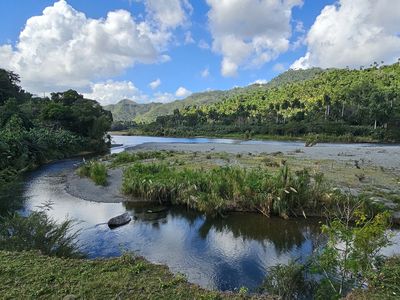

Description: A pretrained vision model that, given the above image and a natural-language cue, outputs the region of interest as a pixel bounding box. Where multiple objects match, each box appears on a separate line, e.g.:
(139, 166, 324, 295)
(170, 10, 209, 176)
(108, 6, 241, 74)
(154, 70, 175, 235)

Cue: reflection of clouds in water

(24, 168, 126, 228)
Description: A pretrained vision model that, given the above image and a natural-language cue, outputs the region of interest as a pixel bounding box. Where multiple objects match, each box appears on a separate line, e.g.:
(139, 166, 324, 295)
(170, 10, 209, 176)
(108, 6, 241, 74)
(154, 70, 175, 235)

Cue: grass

(0, 209, 82, 258)
(0, 251, 265, 299)
(122, 161, 335, 217)
(77, 160, 108, 186)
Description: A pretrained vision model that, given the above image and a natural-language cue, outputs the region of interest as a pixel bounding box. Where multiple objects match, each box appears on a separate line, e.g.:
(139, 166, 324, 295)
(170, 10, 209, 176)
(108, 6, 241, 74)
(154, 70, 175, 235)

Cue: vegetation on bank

(77, 161, 108, 186)
(106, 67, 325, 125)
(0, 68, 112, 211)
(0, 208, 82, 258)
(117, 151, 387, 218)
(122, 162, 333, 217)
(0, 251, 254, 300)
(119, 62, 400, 142)
(261, 208, 396, 300)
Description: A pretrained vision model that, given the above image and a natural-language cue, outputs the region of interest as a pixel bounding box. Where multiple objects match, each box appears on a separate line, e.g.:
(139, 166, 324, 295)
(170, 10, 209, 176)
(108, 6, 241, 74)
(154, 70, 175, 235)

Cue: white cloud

(250, 79, 268, 85)
(201, 67, 210, 78)
(206, 0, 303, 77)
(143, 0, 192, 30)
(184, 31, 195, 44)
(292, 0, 400, 69)
(198, 39, 210, 50)
(0, 0, 190, 94)
(84, 80, 148, 105)
(0, 0, 166, 93)
(175, 86, 192, 98)
(149, 78, 161, 89)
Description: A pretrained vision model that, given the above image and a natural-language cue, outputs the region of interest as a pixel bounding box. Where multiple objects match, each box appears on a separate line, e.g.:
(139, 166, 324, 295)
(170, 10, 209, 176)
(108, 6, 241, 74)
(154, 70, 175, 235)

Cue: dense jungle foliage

(0, 68, 112, 209)
(107, 67, 324, 126)
(135, 62, 400, 142)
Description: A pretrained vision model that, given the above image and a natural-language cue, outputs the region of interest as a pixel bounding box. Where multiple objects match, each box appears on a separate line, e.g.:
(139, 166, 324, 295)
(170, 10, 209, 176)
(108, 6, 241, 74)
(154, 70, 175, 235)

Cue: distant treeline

(0, 68, 112, 210)
(131, 62, 400, 142)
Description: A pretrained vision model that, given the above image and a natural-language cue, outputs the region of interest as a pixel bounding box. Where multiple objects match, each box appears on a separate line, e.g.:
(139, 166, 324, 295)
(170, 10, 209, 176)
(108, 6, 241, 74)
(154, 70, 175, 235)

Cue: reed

(77, 161, 107, 186)
(122, 162, 331, 217)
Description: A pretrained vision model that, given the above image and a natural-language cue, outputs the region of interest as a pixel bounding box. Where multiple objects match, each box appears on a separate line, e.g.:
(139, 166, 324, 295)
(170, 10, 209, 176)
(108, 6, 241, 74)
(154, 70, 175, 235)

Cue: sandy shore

(65, 167, 128, 203)
(130, 142, 400, 171)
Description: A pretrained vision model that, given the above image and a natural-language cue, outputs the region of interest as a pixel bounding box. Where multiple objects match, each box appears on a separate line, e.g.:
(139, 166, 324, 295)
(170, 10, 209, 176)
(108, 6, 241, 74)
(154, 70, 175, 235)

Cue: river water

(14, 135, 400, 291)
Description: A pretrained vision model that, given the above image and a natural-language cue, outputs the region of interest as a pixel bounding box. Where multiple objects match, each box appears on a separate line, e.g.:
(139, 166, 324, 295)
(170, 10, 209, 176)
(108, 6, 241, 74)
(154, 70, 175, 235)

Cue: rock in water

(108, 212, 131, 228)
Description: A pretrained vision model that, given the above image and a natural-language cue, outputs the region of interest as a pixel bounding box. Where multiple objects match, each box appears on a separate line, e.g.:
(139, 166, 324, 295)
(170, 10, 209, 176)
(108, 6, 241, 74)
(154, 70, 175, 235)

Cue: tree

(0, 69, 30, 105)
(313, 199, 391, 298)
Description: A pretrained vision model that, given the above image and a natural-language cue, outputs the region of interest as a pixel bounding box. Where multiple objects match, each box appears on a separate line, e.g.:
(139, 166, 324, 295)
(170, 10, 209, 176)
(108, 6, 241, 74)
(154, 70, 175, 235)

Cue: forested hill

(104, 99, 161, 122)
(138, 62, 400, 142)
(0, 68, 112, 211)
(106, 67, 325, 124)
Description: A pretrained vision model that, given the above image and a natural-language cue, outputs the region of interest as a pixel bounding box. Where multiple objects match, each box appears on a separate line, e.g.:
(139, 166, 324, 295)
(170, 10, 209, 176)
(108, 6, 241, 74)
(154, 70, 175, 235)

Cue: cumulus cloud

(0, 0, 165, 93)
(175, 86, 192, 98)
(84, 80, 148, 105)
(292, 0, 400, 69)
(149, 78, 161, 89)
(143, 0, 192, 30)
(0, 0, 190, 94)
(206, 0, 303, 77)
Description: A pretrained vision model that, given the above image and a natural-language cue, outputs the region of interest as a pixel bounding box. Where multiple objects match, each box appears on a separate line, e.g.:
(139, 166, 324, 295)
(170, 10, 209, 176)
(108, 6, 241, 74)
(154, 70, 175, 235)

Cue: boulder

(108, 212, 131, 228)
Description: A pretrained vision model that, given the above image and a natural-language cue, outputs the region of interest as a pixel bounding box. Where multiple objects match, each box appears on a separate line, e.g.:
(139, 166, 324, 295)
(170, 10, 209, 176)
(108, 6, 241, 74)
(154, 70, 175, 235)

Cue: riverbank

(0, 251, 260, 299)
(109, 130, 386, 144)
(130, 142, 400, 170)
(65, 143, 400, 222)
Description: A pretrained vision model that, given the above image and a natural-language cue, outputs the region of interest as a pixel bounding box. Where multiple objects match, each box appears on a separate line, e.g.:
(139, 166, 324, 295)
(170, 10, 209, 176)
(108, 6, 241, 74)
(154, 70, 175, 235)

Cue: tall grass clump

(0, 209, 82, 258)
(77, 161, 107, 186)
(122, 162, 330, 217)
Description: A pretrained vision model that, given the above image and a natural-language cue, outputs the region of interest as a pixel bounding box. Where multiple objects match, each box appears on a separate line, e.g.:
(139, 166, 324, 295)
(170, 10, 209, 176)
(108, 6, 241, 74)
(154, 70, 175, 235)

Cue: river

(13, 135, 400, 291)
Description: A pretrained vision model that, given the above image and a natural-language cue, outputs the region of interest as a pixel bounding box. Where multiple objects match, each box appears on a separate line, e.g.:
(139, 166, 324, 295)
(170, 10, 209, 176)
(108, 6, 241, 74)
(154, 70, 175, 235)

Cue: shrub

(261, 261, 311, 300)
(78, 161, 107, 186)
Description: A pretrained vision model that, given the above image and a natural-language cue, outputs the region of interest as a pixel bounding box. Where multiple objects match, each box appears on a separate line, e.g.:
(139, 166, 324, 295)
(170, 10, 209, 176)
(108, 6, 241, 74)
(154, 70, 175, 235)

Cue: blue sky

(0, 0, 399, 105)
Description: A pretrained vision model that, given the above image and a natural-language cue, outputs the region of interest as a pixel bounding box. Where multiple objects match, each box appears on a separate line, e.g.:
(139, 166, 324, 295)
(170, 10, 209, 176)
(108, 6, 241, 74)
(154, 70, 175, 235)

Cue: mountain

(105, 68, 326, 123)
(104, 99, 161, 122)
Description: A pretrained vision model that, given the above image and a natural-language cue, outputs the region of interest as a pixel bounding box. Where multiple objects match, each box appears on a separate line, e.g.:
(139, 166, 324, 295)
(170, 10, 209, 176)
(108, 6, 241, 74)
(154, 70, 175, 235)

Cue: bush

(261, 261, 311, 300)
(78, 161, 108, 186)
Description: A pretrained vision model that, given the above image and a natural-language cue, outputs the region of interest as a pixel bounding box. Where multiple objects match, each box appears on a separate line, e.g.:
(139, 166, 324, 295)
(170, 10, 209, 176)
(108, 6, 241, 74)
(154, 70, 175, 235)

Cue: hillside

(104, 99, 161, 122)
(136, 63, 400, 142)
(106, 68, 326, 123)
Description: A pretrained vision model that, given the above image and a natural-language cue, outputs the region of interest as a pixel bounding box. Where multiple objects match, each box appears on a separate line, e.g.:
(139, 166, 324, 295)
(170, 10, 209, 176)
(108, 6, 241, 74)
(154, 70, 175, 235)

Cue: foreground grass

(0, 251, 268, 299)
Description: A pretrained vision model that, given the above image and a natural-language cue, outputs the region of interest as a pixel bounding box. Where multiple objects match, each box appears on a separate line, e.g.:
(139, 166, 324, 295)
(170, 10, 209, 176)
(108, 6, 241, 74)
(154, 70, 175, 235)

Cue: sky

(0, 0, 399, 106)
